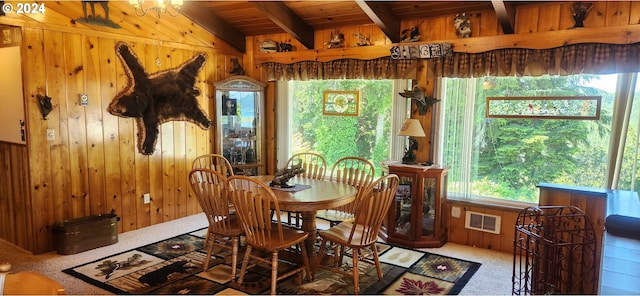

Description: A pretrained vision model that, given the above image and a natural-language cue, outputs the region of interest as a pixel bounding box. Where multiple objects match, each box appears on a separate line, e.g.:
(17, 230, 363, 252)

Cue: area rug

(63, 228, 481, 295)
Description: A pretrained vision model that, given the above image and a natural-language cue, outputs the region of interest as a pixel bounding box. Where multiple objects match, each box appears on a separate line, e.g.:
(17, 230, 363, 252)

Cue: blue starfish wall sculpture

(107, 42, 212, 155)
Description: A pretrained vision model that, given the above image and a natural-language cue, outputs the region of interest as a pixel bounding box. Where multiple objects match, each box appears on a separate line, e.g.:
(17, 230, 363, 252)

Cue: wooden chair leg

(371, 244, 383, 280)
(238, 245, 252, 284)
(352, 248, 360, 295)
(271, 251, 278, 295)
(314, 239, 328, 276)
(231, 237, 239, 280)
(338, 245, 346, 267)
(203, 232, 213, 271)
(299, 242, 312, 281)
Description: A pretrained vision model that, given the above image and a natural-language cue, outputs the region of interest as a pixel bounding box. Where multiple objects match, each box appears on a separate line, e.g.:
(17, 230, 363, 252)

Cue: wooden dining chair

(192, 154, 235, 177)
(188, 169, 244, 280)
(314, 174, 400, 295)
(282, 152, 328, 227)
(227, 176, 312, 295)
(316, 156, 375, 227)
(286, 152, 327, 180)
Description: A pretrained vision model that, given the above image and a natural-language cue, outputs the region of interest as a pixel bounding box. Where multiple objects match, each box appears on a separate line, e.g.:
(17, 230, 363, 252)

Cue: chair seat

(209, 215, 244, 237)
(248, 224, 309, 251)
(316, 210, 355, 225)
(318, 222, 371, 248)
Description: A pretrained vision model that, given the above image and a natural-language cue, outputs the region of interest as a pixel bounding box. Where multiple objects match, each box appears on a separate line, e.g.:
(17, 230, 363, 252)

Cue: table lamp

(398, 118, 426, 164)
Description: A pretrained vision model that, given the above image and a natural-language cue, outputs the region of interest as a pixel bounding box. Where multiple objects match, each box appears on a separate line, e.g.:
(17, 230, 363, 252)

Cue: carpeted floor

(61, 227, 480, 294)
(0, 213, 514, 295)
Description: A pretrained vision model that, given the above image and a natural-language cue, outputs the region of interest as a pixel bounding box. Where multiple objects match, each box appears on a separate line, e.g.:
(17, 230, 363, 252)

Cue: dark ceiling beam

(491, 0, 515, 34)
(180, 2, 246, 53)
(355, 0, 401, 43)
(251, 1, 315, 50)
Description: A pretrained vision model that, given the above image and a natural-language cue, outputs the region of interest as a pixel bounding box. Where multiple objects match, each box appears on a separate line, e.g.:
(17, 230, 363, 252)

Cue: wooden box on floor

(52, 213, 119, 255)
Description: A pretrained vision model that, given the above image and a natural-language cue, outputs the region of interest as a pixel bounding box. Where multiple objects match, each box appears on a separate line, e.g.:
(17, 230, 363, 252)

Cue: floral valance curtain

(262, 57, 417, 81)
(430, 42, 640, 78)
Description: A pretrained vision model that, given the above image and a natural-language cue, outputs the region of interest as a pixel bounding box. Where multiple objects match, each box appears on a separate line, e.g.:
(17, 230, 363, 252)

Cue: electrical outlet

(143, 193, 151, 204)
(451, 206, 461, 218)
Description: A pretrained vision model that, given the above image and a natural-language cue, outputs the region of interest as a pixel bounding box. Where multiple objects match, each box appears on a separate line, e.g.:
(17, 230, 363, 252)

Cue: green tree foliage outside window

(443, 75, 615, 202)
(290, 80, 393, 174)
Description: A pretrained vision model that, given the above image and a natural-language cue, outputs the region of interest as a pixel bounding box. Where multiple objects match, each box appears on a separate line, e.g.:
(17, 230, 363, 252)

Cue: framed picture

(322, 90, 360, 116)
(395, 184, 411, 200)
(486, 96, 601, 120)
(221, 95, 237, 116)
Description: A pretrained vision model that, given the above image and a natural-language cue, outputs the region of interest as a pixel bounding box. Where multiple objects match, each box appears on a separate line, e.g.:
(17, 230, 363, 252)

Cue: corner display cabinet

(215, 76, 266, 176)
(385, 162, 448, 248)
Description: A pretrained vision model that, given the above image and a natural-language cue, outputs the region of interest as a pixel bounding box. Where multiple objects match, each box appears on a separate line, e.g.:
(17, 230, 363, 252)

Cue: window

(434, 74, 640, 203)
(277, 79, 410, 174)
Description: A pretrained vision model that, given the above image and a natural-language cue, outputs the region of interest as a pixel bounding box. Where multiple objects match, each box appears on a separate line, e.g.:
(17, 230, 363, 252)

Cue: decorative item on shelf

(400, 26, 420, 42)
(270, 164, 305, 188)
(398, 119, 426, 165)
(259, 39, 278, 53)
(37, 94, 53, 120)
(353, 32, 371, 46)
(390, 42, 453, 60)
(245, 143, 256, 163)
(77, 0, 120, 28)
(454, 13, 472, 38)
(326, 31, 345, 49)
(398, 86, 441, 115)
(129, 0, 183, 18)
(229, 57, 245, 75)
(571, 2, 593, 28)
(278, 42, 293, 52)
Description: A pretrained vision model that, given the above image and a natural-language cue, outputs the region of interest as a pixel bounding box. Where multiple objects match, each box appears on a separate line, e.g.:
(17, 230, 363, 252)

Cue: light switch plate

(46, 129, 55, 141)
(143, 193, 151, 204)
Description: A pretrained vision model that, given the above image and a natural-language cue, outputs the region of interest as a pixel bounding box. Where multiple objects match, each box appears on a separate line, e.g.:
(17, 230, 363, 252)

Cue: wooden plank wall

(0, 2, 253, 253)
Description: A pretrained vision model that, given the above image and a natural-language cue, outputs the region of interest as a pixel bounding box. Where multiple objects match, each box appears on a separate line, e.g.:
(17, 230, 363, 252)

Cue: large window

(435, 74, 640, 203)
(277, 79, 409, 174)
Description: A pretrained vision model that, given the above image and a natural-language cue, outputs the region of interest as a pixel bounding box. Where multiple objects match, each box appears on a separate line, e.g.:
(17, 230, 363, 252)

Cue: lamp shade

(398, 119, 426, 137)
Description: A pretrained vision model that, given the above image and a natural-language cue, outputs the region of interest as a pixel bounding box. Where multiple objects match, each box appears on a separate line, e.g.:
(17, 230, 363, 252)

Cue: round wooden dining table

(252, 175, 358, 268)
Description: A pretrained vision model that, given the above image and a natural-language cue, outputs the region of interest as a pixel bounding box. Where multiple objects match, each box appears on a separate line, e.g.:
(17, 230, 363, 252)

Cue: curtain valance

(261, 57, 417, 81)
(262, 43, 640, 80)
(431, 42, 640, 78)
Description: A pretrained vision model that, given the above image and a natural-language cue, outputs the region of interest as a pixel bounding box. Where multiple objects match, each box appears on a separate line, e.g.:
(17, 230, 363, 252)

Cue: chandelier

(129, 0, 183, 18)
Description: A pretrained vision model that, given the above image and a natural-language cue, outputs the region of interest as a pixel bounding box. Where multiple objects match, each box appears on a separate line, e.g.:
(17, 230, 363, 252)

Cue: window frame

(276, 79, 412, 169)
(433, 73, 639, 205)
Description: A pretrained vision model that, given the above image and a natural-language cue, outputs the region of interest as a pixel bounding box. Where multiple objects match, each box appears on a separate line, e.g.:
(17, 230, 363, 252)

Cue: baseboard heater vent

(465, 211, 501, 234)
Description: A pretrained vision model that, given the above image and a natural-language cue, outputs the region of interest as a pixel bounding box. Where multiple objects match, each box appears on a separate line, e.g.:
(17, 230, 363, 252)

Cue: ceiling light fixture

(129, 0, 183, 18)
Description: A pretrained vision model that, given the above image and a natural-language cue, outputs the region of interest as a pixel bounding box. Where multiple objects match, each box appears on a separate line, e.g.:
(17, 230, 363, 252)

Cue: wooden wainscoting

(445, 200, 523, 254)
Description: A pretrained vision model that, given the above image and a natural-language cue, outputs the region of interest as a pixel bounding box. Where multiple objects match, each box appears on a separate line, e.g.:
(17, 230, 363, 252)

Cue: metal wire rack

(512, 206, 597, 294)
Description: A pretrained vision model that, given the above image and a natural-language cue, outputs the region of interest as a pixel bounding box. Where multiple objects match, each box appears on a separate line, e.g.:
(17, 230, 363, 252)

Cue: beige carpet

(0, 213, 513, 295)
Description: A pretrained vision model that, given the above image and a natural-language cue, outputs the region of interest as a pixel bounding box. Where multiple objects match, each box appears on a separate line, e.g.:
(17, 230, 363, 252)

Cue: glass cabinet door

(215, 76, 266, 176)
(393, 174, 415, 238)
(421, 177, 436, 237)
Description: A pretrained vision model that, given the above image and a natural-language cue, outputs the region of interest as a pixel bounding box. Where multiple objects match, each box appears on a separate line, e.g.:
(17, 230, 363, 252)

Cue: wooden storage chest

(52, 213, 119, 255)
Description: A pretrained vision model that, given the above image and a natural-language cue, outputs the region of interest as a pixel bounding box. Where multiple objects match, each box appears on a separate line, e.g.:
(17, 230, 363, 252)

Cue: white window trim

(276, 79, 411, 167)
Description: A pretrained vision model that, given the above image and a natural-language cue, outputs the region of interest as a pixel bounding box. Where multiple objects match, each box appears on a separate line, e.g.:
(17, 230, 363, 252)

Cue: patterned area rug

(63, 228, 480, 295)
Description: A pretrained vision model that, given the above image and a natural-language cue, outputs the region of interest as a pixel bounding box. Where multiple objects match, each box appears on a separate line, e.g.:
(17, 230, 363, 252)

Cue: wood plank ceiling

(181, 0, 539, 53)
